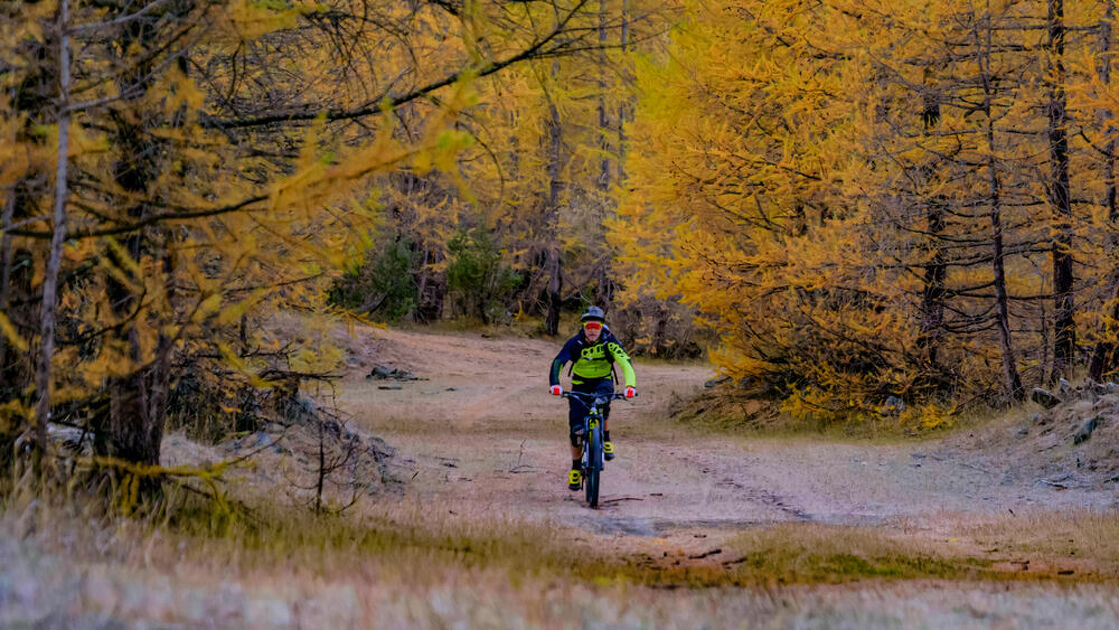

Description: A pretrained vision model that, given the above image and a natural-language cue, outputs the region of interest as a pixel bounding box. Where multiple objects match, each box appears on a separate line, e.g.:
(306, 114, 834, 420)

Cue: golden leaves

(0, 312, 27, 353)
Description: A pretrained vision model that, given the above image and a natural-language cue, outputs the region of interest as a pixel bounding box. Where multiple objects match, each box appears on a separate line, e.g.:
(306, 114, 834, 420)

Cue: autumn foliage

(7, 0, 1119, 481)
(0, 0, 667, 477)
(613, 0, 1119, 425)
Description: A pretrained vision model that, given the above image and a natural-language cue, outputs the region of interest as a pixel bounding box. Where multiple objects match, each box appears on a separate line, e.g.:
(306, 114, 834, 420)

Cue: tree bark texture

(0, 192, 15, 387)
(981, 7, 1025, 400)
(1047, 0, 1076, 380)
(1, 9, 57, 459)
(1090, 1, 1119, 382)
(918, 200, 946, 367)
(596, 0, 611, 192)
(544, 61, 564, 337)
(616, 0, 630, 183)
(94, 11, 178, 471)
(415, 246, 447, 323)
(32, 0, 72, 461)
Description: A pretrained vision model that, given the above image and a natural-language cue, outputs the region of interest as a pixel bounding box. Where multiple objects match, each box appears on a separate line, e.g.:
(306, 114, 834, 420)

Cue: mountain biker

(549, 306, 636, 491)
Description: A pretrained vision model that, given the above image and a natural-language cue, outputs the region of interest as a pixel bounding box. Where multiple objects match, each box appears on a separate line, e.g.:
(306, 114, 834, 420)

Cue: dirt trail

(335, 325, 1118, 557)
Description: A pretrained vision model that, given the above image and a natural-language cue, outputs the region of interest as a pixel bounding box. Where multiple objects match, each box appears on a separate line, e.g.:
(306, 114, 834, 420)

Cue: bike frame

(563, 390, 628, 508)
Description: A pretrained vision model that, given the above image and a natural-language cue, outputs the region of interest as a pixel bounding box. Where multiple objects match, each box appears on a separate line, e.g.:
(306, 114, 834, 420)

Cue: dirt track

(10, 323, 1119, 628)
(334, 325, 1119, 559)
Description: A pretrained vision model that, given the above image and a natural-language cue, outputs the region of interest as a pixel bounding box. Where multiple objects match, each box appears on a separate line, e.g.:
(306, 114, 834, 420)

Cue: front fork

(581, 417, 601, 475)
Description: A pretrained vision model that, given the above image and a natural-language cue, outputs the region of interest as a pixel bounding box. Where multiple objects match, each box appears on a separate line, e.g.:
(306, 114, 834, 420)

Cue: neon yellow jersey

(549, 328, 636, 388)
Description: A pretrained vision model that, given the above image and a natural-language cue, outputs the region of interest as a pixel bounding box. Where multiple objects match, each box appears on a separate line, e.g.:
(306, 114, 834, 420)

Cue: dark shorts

(568, 378, 614, 435)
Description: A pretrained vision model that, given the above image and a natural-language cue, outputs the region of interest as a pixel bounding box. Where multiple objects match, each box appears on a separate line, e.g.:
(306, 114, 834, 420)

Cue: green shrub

(445, 230, 521, 324)
(328, 239, 418, 322)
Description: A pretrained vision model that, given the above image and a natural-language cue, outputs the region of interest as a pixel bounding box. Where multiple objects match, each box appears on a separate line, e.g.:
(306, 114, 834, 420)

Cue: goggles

(582, 321, 603, 332)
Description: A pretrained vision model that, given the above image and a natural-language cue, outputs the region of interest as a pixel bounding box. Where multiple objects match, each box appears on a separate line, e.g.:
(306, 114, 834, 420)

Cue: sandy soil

(332, 324, 1119, 561)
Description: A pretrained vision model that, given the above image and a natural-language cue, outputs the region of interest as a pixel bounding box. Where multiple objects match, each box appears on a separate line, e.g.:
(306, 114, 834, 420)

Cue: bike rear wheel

(585, 425, 602, 508)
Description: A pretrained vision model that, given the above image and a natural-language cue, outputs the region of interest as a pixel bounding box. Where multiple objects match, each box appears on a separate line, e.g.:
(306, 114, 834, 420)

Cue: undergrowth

(668, 385, 1044, 443)
(4, 478, 1109, 594)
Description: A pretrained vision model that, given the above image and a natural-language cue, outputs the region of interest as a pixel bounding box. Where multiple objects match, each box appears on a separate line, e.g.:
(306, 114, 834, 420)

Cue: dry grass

(4, 480, 1119, 629)
(10, 321, 1119, 627)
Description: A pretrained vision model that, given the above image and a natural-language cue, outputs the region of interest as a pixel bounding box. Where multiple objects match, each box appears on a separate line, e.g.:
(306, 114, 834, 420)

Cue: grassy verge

(8, 487, 1110, 591)
(81, 491, 1119, 587)
(4, 488, 1118, 627)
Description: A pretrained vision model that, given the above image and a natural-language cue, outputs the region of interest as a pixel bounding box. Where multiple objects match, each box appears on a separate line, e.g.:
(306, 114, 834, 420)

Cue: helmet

(579, 306, 605, 322)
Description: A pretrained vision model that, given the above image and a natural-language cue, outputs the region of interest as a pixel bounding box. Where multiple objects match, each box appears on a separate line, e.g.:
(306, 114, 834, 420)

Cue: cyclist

(549, 306, 636, 490)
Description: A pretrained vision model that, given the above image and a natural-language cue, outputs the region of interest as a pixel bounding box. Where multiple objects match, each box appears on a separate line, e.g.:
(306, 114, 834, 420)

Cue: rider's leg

(567, 397, 587, 490)
(596, 379, 616, 460)
(567, 436, 582, 490)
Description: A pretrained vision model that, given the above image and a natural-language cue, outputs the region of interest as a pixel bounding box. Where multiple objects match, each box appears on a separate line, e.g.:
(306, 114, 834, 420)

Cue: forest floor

(7, 319, 1119, 628)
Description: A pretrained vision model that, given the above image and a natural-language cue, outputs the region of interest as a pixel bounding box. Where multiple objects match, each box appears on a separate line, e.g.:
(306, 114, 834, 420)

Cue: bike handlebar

(561, 391, 634, 402)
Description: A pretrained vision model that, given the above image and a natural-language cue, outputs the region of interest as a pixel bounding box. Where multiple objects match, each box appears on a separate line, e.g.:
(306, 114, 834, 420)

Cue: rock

(1017, 427, 1029, 437)
(47, 424, 89, 453)
(378, 384, 403, 390)
(1030, 413, 1042, 424)
(1031, 388, 1062, 409)
(1074, 417, 1100, 445)
(367, 365, 394, 379)
(704, 376, 731, 388)
(1058, 378, 1072, 397)
(367, 364, 427, 381)
(1107, 382, 1118, 394)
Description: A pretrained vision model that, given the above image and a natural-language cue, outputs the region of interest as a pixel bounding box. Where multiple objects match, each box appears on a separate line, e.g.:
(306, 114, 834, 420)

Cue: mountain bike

(562, 391, 629, 509)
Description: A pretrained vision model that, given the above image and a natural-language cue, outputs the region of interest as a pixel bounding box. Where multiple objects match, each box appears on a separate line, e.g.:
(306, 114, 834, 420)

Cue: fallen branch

(688, 548, 723, 560)
(600, 496, 644, 505)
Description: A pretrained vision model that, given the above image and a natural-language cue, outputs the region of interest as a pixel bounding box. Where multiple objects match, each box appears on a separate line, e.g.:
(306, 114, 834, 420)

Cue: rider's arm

(549, 339, 576, 386)
(606, 341, 636, 388)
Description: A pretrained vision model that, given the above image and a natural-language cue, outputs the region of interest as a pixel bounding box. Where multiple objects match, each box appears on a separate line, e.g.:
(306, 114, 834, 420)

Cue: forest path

(334, 324, 1116, 561)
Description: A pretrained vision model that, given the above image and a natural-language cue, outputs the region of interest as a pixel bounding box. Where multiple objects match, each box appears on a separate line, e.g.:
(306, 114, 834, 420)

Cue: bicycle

(562, 390, 630, 509)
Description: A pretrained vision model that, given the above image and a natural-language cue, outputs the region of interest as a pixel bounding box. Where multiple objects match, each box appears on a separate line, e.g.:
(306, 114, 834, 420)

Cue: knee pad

(569, 426, 584, 448)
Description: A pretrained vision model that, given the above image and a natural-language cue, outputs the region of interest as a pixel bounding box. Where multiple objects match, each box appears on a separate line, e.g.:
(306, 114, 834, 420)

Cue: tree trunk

(2, 9, 57, 461)
(1090, 288, 1119, 381)
(1090, 1, 1119, 382)
(981, 7, 1024, 400)
(415, 246, 446, 323)
(597, 0, 611, 192)
(595, 263, 615, 310)
(31, 0, 72, 464)
(1105, 0, 1118, 225)
(617, 0, 630, 183)
(988, 161, 1023, 400)
(917, 200, 946, 367)
(916, 93, 945, 371)
(94, 14, 176, 475)
(1048, 0, 1076, 380)
(544, 61, 564, 337)
(0, 191, 14, 382)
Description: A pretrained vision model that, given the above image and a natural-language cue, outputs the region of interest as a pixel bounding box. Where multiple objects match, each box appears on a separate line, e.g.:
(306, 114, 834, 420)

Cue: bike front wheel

(585, 425, 602, 508)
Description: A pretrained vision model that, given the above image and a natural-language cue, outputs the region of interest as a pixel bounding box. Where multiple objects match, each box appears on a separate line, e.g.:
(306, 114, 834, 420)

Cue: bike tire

(585, 425, 602, 508)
